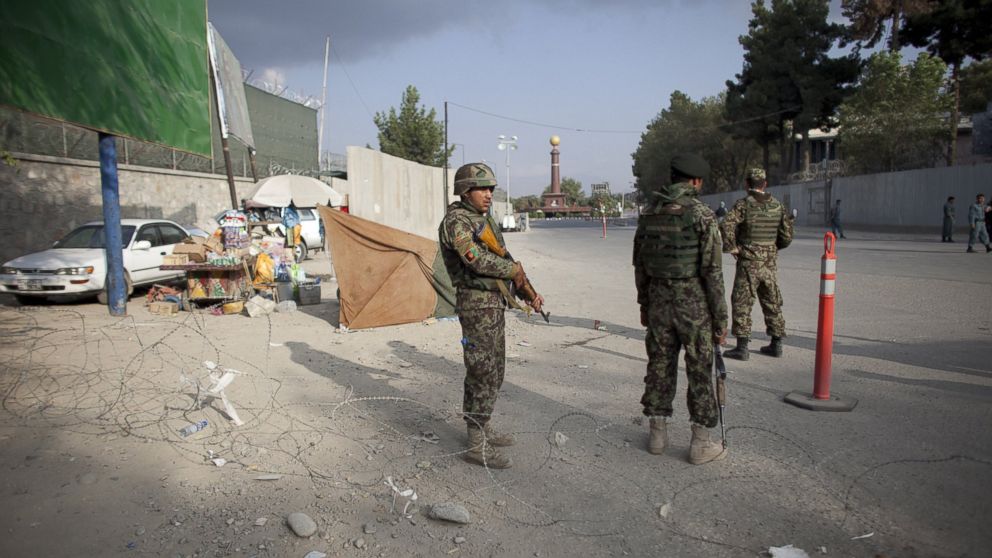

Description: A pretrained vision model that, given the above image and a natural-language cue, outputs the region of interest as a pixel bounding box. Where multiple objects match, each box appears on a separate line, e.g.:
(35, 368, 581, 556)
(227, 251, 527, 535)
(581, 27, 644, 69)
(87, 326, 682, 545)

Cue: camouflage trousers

(731, 258, 786, 339)
(641, 279, 719, 428)
(459, 307, 506, 428)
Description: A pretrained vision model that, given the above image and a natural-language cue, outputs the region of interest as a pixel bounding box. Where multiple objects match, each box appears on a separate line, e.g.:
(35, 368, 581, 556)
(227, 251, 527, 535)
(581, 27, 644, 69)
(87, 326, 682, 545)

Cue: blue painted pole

(98, 132, 126, 316)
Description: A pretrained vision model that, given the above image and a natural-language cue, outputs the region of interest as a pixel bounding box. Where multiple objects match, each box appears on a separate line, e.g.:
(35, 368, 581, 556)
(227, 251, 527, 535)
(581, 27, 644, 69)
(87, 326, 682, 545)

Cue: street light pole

(496, 135, 518, 230)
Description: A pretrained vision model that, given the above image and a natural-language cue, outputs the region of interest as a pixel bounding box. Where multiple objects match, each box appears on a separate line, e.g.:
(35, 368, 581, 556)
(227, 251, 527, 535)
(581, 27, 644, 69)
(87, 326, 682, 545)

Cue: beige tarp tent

(317, 206, 456, 329)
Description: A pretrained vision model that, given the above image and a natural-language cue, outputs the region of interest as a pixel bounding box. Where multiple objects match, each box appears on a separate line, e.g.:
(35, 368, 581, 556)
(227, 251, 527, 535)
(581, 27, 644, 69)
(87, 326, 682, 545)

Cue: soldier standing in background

(438, 163, 544, 469)
(967, 193, 991, 253)
(721, 168, 795, 361)
(942, 196, 956, 242)
(633, 153, 728, 465)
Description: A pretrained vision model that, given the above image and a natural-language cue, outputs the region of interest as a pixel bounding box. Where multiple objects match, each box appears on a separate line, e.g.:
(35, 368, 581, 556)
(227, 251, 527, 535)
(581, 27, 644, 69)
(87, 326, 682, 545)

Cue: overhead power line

(447, 101, 804, 135)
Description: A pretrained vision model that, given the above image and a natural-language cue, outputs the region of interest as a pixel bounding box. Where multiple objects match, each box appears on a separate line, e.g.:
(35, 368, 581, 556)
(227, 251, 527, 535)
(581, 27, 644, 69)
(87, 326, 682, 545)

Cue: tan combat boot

(647, 417, 668, 455)
(689, 423, 728, 465)
(484, 423, 515, 447)
(465, 426, 512, 469)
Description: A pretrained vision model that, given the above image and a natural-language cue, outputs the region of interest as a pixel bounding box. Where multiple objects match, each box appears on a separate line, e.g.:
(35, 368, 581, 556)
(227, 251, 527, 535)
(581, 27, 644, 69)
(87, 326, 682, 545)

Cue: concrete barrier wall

(832, 165, 992, 230)
(344, 147, 455, 240)
(0, 153, 256, 263)
(699, 163, 992, 232)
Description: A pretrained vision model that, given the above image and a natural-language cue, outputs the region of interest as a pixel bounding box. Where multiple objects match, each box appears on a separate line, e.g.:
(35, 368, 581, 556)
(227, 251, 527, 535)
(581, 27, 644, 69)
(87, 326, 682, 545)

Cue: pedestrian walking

(438, 162, 545, 469)
(720, 168, 795, 361)
(942, 196, 956, 242)
(715, 200, 727, 221)
(633, 153, 728, 465)
(830, 199, 846, 239)
(966, 193, 991, 253)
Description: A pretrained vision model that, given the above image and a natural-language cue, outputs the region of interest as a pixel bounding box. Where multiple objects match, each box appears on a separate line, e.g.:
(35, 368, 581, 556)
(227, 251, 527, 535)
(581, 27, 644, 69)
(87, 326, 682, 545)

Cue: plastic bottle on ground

(178, 419, 208, 437)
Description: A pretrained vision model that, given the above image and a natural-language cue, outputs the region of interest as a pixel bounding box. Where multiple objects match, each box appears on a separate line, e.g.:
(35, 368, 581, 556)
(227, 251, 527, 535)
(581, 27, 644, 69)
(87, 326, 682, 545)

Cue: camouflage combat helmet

(746, 167, 767, 185)
(454, 163, 498, 196)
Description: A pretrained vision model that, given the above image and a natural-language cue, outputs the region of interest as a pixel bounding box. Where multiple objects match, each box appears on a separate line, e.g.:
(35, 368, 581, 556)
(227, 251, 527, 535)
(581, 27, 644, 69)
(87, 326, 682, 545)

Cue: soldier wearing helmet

(438, 162, 544, 469)
(633, 153, 729, 464)
(720, 167, 795, 361)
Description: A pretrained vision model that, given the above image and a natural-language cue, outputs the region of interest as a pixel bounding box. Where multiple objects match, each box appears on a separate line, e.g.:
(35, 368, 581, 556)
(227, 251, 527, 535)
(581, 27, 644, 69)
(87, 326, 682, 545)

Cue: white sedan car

(0, 219, 190, 305)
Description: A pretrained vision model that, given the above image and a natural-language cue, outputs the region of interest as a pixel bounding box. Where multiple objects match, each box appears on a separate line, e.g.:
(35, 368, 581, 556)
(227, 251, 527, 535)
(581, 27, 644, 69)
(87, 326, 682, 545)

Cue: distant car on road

(0, 219, 191, 305)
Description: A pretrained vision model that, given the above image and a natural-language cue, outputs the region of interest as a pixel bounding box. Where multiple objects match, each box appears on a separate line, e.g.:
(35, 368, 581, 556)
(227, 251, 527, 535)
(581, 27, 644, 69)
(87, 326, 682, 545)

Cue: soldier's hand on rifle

(713, 327, 727, 346)
(729, 248, 740, 261)
(529, 293, 545, 313)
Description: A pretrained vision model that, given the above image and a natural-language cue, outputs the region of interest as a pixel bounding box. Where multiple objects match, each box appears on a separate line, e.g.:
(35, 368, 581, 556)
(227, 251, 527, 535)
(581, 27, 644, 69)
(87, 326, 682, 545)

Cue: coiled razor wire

(0, 305, 988, 555)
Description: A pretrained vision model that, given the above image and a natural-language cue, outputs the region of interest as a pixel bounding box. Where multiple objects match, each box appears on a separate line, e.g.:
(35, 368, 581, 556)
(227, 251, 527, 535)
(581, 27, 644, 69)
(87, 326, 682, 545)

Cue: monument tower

(541, 136, 567, 211)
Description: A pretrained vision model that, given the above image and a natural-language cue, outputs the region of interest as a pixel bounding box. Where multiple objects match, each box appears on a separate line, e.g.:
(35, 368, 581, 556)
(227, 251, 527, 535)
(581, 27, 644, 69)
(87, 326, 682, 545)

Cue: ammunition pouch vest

(638, 200, 700, 279)
(740, 198, 782, 246)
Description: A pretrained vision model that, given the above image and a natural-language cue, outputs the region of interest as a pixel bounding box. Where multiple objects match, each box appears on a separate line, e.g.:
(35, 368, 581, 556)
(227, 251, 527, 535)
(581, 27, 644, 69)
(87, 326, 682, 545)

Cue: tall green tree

(960, 59, 992, 114)
(837, 51, 951, 173)
(632, 91, 759, 195)
(901, 0, 992, 164)
(373, 85, 454, 166)
(841, 0, 932, 52)
(726, 0, 858, 180)
(542, 177, 585, 206)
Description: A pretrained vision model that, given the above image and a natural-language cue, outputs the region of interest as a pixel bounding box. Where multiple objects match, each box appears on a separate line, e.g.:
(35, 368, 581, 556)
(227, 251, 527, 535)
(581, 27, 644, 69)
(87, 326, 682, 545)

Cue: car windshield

(56, 225, 136, 249)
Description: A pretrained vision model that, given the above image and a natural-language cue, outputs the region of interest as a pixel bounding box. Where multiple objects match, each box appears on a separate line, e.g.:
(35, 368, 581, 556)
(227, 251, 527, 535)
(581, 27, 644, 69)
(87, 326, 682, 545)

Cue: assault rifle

(473, 221, 550, 323)
(714, 343, 728, 448)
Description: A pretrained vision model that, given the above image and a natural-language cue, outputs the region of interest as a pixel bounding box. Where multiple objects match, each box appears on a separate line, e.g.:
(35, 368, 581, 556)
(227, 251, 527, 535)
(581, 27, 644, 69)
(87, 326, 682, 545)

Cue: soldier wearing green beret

(438, 162, 544, 469)
(720, 168, 795, 361)
(633, 153, 729, 464)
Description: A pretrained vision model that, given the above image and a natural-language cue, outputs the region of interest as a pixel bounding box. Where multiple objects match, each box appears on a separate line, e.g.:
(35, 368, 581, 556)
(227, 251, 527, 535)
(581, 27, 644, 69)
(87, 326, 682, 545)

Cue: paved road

(504, 221, 992, 557)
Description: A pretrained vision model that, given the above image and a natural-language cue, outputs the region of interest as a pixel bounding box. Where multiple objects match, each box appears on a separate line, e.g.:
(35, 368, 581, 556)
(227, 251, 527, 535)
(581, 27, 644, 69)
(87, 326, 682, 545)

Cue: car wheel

(294, 240, 308, 263)
(97, 271, 134, 305)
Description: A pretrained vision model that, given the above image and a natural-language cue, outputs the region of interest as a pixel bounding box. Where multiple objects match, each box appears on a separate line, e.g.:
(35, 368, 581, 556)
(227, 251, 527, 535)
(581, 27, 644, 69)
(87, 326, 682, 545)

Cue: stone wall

(0, 153, 255, 263)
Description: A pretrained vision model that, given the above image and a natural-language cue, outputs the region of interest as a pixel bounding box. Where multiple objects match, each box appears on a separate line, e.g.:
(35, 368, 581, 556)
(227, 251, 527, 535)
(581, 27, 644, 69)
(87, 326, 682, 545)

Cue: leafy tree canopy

(840, 0, 932, 52)
(726, 0, 858, 177)
(837, 51, 951, 173)
(633, 91, 760, 195)
(960, 59, 992, 114)
(373, 85, 454, 166)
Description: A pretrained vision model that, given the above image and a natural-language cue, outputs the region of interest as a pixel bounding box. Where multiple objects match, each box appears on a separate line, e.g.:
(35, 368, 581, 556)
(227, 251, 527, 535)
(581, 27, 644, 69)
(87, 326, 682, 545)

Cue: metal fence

(0, 83, 322, 179)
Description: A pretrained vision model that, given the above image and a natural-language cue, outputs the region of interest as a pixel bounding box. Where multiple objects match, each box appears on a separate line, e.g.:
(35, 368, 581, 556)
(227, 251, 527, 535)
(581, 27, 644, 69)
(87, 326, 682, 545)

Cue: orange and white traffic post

(785, 232, 857, 412)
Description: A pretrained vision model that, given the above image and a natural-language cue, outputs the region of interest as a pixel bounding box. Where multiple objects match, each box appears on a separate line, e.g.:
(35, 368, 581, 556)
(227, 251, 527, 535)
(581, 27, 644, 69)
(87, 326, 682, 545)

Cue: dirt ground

(0, 223, 989, 558)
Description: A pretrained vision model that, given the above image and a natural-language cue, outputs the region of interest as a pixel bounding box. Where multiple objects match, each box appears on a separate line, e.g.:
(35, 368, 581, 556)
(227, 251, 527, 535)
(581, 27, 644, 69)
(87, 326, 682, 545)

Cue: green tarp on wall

(0, 0, 211, 156)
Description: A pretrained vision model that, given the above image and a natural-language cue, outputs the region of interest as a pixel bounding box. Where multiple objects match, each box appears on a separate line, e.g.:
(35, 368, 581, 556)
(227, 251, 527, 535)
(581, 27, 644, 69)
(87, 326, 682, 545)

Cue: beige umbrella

(245, 174, 343, 208)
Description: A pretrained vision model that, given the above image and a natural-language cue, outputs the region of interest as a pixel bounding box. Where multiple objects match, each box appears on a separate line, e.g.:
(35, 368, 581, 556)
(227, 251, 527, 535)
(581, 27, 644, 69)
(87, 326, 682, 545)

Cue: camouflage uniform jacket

(633, 182, 728, 333)
(439, 200, 516, 310)
(721, 189, 794, 262)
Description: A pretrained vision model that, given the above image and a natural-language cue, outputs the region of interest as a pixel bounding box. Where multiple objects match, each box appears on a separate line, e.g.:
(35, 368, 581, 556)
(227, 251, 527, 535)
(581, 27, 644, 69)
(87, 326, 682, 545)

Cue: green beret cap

(670, 153, 710, 180)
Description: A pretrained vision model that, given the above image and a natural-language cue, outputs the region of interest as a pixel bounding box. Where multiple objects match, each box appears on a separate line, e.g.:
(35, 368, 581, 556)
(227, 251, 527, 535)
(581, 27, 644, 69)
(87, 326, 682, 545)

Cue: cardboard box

(149, 301, 179, 316)
(173, 242, 207, 263)
(163, 254, 189, 265)
(191, 235, 224, 254)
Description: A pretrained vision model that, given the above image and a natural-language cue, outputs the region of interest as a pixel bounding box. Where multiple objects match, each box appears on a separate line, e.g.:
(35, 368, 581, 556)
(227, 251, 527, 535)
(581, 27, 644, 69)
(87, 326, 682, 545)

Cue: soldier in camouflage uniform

(720, 168, 795, 360)
(438, 163, 544, 469)
(633, 153, 729, 465)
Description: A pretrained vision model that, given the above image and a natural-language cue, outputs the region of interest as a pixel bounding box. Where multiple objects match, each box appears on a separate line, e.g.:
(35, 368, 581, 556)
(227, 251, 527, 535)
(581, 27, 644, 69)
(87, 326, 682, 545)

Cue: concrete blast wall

(699, 163, 992, 232)
(344, 147, 455, 240)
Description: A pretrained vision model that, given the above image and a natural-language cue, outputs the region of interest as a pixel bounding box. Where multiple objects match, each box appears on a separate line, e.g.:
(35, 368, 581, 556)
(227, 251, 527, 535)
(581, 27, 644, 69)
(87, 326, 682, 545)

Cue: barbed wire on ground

(0, 305, 985, 556)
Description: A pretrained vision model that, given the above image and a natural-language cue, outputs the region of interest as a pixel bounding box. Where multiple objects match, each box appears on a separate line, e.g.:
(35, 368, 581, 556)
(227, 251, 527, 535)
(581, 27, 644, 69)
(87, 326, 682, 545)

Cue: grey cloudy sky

(209, 0, 850, 197)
